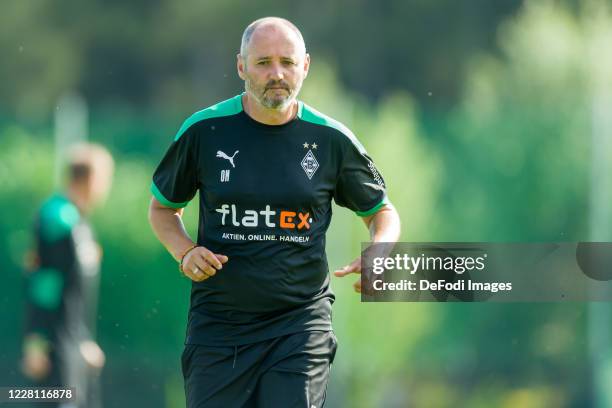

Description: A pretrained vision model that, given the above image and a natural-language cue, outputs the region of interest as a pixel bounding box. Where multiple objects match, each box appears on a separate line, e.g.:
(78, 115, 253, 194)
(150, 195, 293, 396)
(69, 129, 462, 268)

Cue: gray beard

(245, 79, 296, 111)
(262, 93, 292, 109)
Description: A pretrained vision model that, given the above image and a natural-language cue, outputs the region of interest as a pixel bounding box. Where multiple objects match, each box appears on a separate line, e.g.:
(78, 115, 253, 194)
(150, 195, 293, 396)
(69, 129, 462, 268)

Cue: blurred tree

(0, 0, 522, 123)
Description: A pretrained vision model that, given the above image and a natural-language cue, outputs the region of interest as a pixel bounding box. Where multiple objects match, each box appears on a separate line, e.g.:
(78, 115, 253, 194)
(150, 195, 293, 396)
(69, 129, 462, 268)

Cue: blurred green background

(2, 0, 612, 406)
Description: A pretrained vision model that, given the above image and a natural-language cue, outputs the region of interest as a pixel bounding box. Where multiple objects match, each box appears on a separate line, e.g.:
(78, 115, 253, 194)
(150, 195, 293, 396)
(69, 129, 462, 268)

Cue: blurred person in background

(149, 16, 400, 407)
(21, 143, 114, 408)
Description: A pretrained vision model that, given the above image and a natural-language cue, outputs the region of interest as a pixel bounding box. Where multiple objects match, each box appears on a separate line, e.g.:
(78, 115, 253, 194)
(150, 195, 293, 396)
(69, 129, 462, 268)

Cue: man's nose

(268, 62, 285, 80)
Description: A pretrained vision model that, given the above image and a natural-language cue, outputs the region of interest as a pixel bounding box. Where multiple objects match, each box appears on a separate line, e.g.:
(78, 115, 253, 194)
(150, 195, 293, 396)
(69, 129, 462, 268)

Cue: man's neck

(242, 93, 298, 125)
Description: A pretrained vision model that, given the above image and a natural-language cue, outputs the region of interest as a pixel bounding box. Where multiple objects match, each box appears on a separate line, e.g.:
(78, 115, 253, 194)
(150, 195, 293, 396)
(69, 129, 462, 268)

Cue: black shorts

(182, 330, 338, 408)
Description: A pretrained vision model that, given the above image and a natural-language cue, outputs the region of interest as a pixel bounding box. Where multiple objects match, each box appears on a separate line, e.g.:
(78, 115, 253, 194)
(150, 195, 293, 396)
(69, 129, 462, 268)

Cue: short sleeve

(151, 126, 199, 208)
(333, 137, 389, 217)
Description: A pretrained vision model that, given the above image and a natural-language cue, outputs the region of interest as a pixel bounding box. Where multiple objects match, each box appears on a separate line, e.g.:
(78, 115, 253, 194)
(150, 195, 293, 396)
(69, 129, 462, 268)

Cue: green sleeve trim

(356, 196, 391, 217)
(298, 102, 367, 154)
(174, 94, 243, 141)
(39, 195, 80, 242)
(150, 182, 190, 208)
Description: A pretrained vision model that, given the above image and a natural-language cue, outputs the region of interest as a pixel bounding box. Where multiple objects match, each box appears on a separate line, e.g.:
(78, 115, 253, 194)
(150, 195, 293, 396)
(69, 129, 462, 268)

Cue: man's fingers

(333, 265, 350, 277)
(184, 268, 205, 282)
(198, 249, 223, 270)
(180, 246, 228, 282)
(201, 263, 217, 277)
(334, 260, 361, 277)
(193, 259, 216, 278)
(354, 277, 375, 295)
(215, 254, 229, 264)
(185, 247, 223, 270)
(183, 260, 211, 282)
(333, 265, 354, 277)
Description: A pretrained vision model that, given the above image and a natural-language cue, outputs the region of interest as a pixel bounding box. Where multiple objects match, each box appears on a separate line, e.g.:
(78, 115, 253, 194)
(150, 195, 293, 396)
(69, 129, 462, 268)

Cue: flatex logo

(215, 204, 312, 230)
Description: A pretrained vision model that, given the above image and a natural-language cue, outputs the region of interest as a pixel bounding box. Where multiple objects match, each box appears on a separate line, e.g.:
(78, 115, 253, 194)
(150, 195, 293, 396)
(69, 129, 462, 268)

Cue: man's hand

(22, 348, 51, 381)
(334, 257, 364, 293)
(334, 256, 378, 295)
(79, 340, 105, 370)
(21, 334, 51, 381)
(182, 246, 229, 282)
(335, 203, 401, 295)
(148, 197, 229, 281)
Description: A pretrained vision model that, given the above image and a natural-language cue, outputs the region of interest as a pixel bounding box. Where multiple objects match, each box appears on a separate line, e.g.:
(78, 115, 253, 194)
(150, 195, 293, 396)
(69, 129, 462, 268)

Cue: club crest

(301, 149, 319, 179)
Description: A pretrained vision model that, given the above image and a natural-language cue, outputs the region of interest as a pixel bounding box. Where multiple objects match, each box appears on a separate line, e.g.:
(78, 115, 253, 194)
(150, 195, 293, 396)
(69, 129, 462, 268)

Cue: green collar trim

(298, 102, 367, 153)
(174, 94, 243, 141)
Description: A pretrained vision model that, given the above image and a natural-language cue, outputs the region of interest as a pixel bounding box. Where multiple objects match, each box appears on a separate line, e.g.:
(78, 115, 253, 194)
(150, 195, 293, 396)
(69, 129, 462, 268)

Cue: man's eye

(257, 61, 269, 65)
(282, 60, 296, 65)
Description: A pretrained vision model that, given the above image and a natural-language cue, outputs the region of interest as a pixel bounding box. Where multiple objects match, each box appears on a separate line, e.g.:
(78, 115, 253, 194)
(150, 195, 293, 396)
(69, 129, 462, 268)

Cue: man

(22, 143, 114, 408)
(149, 17, 400, 408)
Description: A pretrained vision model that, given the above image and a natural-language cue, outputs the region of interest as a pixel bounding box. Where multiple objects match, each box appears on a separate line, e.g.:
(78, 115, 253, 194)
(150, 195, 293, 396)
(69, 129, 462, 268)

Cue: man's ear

(303, 53, 310, 78)
(237, 54, 246, 80)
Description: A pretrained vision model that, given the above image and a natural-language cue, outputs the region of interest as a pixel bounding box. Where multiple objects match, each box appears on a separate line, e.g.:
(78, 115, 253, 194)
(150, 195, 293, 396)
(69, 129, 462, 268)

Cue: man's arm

(148, 197, 227, 281)
(334, 204, 401, 293)
(148, 197, 193, 261)
(361, 203, 401, 243)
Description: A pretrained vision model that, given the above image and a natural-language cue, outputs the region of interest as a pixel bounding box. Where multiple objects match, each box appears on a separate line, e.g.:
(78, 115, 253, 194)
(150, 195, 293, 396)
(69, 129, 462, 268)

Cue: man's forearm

(368, 205, 401, 243)
(148, 198, 195, 261)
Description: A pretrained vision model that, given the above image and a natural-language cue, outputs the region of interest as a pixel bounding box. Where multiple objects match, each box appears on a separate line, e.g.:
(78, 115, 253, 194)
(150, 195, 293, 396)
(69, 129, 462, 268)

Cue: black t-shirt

(24, 194, 101, 347)
(152, 94, 388, 346)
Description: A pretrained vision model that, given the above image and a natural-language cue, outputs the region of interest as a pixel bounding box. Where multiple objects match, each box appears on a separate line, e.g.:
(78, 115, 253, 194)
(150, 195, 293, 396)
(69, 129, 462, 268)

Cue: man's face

(238, 25, 309, 110)
(86, 157, 114, 209)
(90, 167, 113, 206)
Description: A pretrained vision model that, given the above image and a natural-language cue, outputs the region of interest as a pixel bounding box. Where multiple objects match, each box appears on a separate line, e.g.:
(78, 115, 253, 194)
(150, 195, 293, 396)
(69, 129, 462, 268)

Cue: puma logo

(216, 150, 239, 168)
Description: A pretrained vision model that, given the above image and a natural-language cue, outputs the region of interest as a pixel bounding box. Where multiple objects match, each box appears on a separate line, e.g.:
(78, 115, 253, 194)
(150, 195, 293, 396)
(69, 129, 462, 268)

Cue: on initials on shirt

(220, 169, 230, 182)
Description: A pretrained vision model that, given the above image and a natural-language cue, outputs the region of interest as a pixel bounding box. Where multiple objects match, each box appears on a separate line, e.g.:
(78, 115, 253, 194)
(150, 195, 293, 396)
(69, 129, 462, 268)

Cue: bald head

(240, 17, 306, 58)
